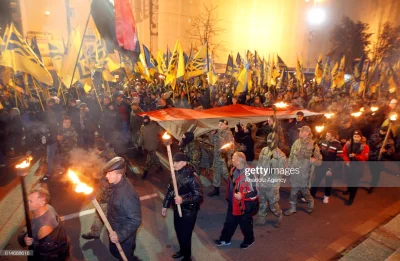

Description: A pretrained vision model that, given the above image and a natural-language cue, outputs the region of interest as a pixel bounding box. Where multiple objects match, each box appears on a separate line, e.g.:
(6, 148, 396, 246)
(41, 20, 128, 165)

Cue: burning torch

(379, 113, 397, 160)
(162, 132, 182, 217)
(16, 157, 33, 244)
(68, 169, 128, 261)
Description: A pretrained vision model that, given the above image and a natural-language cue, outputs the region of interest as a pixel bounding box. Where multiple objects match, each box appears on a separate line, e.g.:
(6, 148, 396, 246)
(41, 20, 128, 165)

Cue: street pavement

(1, 144, 400, 261)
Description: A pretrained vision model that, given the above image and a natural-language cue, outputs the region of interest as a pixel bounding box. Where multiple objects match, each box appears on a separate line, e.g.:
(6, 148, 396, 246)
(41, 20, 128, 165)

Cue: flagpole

(32, 79, 45, 111)
(68, 10, 91, 91)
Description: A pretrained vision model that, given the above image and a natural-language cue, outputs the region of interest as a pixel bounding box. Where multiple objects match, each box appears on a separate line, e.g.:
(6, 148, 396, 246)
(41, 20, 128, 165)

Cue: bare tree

(185, 4, 226, 59)
(327, 16, 372, 73)
(371, 22, 400, 65)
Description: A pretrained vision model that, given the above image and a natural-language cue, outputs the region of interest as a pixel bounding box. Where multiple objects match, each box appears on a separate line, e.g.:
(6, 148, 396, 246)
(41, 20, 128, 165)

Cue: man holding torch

(208, 119, 235, 197)
(162, 152, 203, 261)
(103, 157, 142, 260)
(18, 188, 69, 260)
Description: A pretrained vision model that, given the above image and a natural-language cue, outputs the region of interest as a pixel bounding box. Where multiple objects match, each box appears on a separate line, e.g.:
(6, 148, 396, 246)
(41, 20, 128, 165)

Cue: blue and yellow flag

(0, 23, 53, 85)
(225, 54, 238, 77)
(314, 54, 323, 85)
(235, 62, 250, 95)
(143, 44, 157, 76)
(165, 40, 181, 88)
(48, 41, 63, 72)
(207, 55, 218, 85)
(184, 42, 208, 80)
(320, 57, 331, 90)
(30, 36, 42, 62)
(350, 54, 365, 92)
(157, 50, 167, 74)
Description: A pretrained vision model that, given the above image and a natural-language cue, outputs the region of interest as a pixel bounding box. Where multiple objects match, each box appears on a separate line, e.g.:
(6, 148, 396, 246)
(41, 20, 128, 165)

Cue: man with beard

(179, 132, 201, 175)
(162, 153, 203, 261)
(342, 130, 370, 205)
(140, 115, 163, 179)
(208, 119, 235, 197)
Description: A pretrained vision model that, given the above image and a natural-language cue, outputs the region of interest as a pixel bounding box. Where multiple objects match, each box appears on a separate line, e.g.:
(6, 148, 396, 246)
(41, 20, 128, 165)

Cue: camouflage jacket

(258, 147, 287, 188)
(182, 141, 201, 171)
(211, 129, 234, 160)
(289, 137, 322, 186)
(58, 127, 78, 153)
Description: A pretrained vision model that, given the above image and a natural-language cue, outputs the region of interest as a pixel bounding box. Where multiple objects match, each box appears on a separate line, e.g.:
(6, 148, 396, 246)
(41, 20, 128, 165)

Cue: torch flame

(324, 113, 334, 119)
(360, 107, 365, 112)
(371, 107, 379, 112)
(315, 126, 325, 133)
(162, 132, 171, 140)
(390, 114, 398, 121)
(16, 157, 33, 169)
(351, 112, 362, 117)
(220, 143, 232, 150)
(68, 169, 93, 195)
(274, 102, 289, 108)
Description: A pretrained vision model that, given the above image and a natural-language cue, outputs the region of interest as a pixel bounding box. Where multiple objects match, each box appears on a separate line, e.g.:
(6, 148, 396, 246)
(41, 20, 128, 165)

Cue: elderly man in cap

(162, 152, 203, 261)
(104, 157, 142, 260)
(284, 126, 321, 216)
(208, 119, 235, 197)
(82, 138, 117, 240)
(288, 111, 308, 148)
(139, 115, 163, 179)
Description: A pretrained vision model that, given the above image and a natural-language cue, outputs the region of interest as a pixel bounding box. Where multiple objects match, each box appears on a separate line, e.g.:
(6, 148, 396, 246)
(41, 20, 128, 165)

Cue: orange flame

(371, 107, 379, 112)
(220, 143, 232, 150)
(324, 113, 334, 119)
(16, 157, 33, 169)
(315, 126, 325, 133)
(162, 132, 171, 140)
(351, 112, 362, 117)
(274, 102, 288, 108)
(68, 169, 93, 195)
(390, 114, 398, 121)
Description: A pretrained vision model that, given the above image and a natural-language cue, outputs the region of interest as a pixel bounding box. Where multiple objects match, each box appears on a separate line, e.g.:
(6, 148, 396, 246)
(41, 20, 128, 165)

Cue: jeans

(46, 143, 59, 176)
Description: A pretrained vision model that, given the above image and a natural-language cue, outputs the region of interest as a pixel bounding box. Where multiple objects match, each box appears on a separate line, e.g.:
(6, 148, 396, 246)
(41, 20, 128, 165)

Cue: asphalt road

(1, 144, 400, 261)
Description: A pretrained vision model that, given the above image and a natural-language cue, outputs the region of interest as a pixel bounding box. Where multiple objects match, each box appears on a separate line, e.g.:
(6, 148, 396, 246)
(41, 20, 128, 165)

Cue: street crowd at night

(1, 0, 400, 261)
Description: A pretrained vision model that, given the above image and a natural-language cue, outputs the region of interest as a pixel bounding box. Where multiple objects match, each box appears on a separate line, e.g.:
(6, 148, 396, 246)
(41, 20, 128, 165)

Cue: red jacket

(225, 167, 259, 216)
(342, 141, 369, 162)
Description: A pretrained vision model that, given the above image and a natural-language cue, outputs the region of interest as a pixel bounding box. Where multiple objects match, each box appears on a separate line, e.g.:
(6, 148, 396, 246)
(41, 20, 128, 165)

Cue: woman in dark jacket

(234, 123, 256, 162)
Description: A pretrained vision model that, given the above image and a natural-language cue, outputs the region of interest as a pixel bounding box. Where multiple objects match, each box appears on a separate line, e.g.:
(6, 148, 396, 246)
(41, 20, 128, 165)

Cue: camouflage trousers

(212, 158, 228, 187)
(144, 150, 161, 171)
(89, 203, 107, 236)
(258, 187, 281, 217)
(289, 187, 314, 205)
(130, 131, 141, 149)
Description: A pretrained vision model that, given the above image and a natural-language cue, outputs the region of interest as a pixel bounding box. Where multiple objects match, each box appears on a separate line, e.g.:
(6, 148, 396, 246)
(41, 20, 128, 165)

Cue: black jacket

(163, 164, 203, 211)
(107, 176, 142, 242)
(18, 216, 69, 261)
(234, 131, 255, 161)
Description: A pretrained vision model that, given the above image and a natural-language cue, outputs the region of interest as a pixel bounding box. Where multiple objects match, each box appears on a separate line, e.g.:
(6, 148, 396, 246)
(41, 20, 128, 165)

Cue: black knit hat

(353, 130, 363, 136)
(173, 152, 188, 162)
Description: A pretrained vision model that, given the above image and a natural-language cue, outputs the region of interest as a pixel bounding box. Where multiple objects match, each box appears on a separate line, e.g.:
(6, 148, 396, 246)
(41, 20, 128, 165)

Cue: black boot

(142, 170, 148, 180)
(208, 186, 220, 197)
